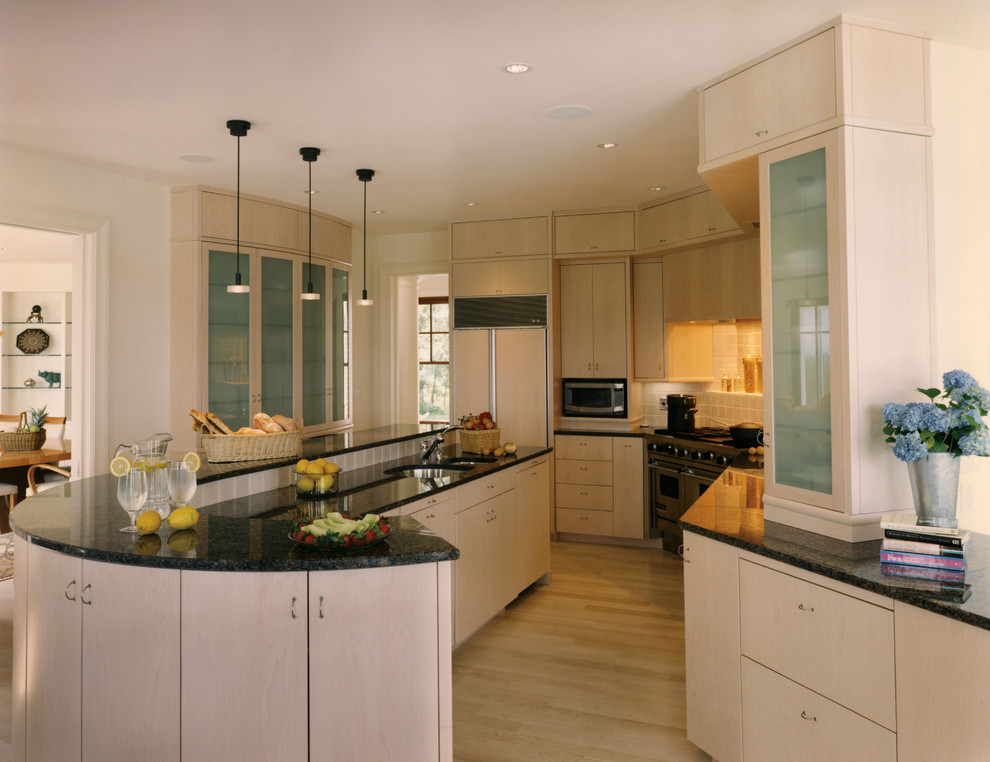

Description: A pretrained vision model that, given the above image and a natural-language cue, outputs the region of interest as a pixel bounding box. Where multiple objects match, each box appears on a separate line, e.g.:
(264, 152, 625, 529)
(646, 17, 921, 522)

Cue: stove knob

(690, 450, 701, 460)
(715, 454, 730, 466)
(676, 447, 689, 458)
(700, 451, 715, 461)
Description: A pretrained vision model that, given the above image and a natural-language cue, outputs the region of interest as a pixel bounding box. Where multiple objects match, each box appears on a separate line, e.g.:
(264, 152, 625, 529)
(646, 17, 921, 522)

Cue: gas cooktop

(652, 427, 734, 446)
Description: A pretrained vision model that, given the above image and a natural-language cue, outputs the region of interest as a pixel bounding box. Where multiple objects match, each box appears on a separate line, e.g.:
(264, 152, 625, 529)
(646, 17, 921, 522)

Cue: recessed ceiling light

(179, 154, 216, 163)
(464, 202, 478, 207)
(371, 210, 385, 215)
(597, 142, 618, 149)
(302, 189, 320, 195)
(650, 186, 665, 192)
(501, 63, 531, 74)
(546, 105, 592, 120)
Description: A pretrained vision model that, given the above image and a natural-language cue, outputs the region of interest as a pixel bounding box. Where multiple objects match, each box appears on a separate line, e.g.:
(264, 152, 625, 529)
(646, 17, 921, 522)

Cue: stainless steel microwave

(562, 378, 627, 418)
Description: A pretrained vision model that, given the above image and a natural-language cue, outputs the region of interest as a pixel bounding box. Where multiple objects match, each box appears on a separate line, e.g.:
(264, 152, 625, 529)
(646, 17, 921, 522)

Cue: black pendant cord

(362, 179, 368, 294)
(308, 159, 313, 284)
(235, 131, 241, 279)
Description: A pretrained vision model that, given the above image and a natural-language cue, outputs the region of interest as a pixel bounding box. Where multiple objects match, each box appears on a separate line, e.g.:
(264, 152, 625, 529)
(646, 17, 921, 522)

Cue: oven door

(681, 468, 718, 506)
(648, 460, 685, 532)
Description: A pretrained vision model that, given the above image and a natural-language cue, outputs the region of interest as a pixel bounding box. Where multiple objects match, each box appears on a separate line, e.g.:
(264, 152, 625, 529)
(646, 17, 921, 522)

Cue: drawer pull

(318, 595, 325, 619)
(800, 710, 817, 722)
(756, 129, 768, 137)
(797, 603, 815, 613)
(81, 584, 92, 606)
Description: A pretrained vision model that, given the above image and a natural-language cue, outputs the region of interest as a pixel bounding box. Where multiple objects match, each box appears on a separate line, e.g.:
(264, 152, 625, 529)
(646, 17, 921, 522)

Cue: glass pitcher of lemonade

(133, 433, 173, 519)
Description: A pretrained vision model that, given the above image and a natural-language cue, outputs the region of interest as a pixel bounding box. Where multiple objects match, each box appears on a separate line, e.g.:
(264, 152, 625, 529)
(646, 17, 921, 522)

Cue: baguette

(205, 411, 235, 435)
(189, 409, 214, 433)
(272, 414, 298, 432)
(253, 412, 283, 434)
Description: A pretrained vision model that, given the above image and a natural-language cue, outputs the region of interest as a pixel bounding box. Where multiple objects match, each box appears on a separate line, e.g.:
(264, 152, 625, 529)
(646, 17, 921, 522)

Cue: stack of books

(880, 513, 971, 601)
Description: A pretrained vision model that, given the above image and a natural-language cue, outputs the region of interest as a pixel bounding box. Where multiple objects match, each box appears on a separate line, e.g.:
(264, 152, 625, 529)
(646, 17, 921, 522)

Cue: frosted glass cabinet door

(301, 263, 328, 428)
(331, 267, 350, 425)
(767, 147, 832, 498)
(208, 250, 251, 430)
(260, 255, 294, 418)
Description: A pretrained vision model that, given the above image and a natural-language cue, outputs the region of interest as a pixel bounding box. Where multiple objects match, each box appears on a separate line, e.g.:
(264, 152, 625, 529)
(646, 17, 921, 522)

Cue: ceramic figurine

(38, 370, 60, 388)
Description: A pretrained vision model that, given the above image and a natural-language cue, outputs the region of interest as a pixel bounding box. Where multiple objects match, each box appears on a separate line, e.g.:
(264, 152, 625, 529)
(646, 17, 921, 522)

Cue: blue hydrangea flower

(943, 369, 978, 391)
(892, 431, 930, 462)
(959, 428, 990, 457)
(882, 403, 905, 428)
(920, 405, 953, 433)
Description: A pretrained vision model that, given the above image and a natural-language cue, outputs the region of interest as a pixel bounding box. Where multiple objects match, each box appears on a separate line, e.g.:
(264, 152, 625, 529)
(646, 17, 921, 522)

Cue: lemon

(167, 506, 200, 530)
(182, 451, 201, 473)
(136, 510, 162, 535)
(109, 455, 132, 477)
(305, 463, 324, 476)
(295, 458, 311, 474)
(135, 534, 162, 556)
(316, 474, 335, 492)
(167, 529, 199, 554)
(296, 476, 315, 493)
(323, 462, 340, 474)
(313, 457, 329, 471)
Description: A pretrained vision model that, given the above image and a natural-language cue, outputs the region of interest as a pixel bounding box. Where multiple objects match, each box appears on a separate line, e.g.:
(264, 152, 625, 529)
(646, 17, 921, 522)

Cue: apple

(493, 447, 506, 457)
(480, 446, 492, 456)
(503, 442, 517, 454)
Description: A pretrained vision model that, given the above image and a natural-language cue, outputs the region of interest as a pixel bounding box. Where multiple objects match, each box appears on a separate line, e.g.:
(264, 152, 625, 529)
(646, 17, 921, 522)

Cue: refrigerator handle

(488, 329, 497, 421)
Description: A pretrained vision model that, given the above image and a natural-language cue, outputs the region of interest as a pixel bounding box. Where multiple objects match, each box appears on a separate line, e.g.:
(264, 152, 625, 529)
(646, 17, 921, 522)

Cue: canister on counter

(743, 356, 757, 394)
(756, 357, 763, 393)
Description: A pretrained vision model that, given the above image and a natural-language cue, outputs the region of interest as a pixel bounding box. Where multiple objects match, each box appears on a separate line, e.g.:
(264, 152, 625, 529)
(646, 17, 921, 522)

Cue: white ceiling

(2, 0, 987, 235)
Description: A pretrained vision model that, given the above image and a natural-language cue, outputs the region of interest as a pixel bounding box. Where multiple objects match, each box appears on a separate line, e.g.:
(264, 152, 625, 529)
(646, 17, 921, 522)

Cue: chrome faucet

(420, 424, 464, 463)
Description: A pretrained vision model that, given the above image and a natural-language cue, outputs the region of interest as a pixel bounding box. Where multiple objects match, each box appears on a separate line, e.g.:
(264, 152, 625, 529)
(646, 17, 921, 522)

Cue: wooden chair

(27, 464, 71, 497)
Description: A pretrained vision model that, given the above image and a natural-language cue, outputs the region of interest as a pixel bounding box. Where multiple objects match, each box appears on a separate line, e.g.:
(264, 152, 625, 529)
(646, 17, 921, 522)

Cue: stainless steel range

(646, 428, 739, 552)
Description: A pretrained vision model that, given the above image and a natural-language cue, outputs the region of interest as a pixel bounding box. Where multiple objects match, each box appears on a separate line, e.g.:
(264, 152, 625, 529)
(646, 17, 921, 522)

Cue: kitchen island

(680, 468, 990, 762)
(11, 432, 550, 762)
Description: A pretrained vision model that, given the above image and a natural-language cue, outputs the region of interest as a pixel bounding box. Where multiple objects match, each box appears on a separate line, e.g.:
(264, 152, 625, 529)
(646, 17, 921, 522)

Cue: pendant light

(300, 147, 321, 301)
(356, 168, 375, 306)
(226, 119, 251, 294)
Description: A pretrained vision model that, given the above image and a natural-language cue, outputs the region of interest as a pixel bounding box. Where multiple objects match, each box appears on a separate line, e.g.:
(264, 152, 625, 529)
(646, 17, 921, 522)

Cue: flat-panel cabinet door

(559, 264, 595, 377)
(495, 329, 548, 448)
(632, 261, 664, 380)
(310, 566, 441, 761)
(591, 261, 627, 378)
(612, 438, 644, 539)
(516, 458, 550, 589)
(454, 501, 494, 643)
(181, 570, 308, 762)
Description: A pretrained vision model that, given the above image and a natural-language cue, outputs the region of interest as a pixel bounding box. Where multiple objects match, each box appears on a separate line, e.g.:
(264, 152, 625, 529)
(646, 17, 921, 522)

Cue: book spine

(881, 538, 964, 556)
(883, 528, 964, 548)
(881, 563, 966, 582)
(880, 550, 965, 570)
(880, 517, 965, 537)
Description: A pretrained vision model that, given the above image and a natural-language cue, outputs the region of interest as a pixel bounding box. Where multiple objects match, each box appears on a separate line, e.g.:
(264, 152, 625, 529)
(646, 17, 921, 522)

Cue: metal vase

(907, 452, 961, 529)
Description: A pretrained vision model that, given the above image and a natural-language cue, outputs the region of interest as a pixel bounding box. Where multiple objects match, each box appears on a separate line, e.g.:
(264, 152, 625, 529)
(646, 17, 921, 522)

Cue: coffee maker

(666, 393, 697, 433)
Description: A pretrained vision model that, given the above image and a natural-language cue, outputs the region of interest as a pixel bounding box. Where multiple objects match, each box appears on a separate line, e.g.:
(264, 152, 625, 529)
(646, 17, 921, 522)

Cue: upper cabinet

(450, 216, 549, 260)
(553, 211, 635, 256)
(698, 17, 932, 169)
(559, 261, 627, 379)
(451, 259, 550, 297)
(631, 261, 664, 381)
(638, 189, 745, 253)
(663, 239, 760, 322)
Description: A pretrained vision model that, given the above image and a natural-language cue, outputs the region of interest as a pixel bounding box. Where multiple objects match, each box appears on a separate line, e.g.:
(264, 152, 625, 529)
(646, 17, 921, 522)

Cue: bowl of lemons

(294, 458, 340, 498)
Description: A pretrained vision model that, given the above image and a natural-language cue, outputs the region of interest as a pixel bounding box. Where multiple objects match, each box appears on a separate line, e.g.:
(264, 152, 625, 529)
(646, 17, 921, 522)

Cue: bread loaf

(272, 414, 298, 432)
(205, 411, 235, 435)
(235, 426, 267, 435)
(252, 412, 283, 434)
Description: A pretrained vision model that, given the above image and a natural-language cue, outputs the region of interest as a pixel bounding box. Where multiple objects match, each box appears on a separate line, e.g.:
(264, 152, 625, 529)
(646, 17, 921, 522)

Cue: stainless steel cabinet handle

(678, 545, 689, 562)
(801, 711, 817, 722)
(798, 603, 815, 613)
(64, 580, 77, 601)
(291, 596, 298, 619)
(756, 129, 768, 137)
(319, 595, 325, 619)
(81, 583, 92, 606)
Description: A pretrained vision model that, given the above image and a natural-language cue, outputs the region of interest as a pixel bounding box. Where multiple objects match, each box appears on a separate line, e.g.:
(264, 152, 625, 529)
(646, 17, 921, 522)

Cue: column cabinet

(559, 261, 627, 379)
(515, 455, 551, 588)
(631, 261, 664, 380)
(612, 438, 645, 539)
(760, 126, 931, 537)
(17, 543, 181, 762)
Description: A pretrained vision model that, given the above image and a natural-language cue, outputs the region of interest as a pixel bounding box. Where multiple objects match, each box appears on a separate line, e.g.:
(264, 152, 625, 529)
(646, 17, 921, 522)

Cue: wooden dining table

(0, 439, 71, 533)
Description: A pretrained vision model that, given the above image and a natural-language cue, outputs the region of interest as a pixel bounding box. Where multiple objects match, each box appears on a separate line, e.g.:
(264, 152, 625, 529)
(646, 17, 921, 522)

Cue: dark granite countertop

(11, 444, 550, 572)
(553, 428, 645, 438)
(680, 467, 990, 631)
(196, 423, 437, 484)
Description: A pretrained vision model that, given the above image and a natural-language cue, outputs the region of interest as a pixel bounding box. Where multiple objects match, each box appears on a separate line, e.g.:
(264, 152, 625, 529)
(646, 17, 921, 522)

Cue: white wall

(931, 42, 990, 532)
(0, 145, 171, 463)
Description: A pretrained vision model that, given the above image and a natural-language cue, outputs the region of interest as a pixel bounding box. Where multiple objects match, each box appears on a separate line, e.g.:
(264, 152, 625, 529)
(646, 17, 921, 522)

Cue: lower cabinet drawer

(555, 484, 612, 511)
(742, 658, 896, 762)
(556, 508, 613, 536)
(555, 459, 612, 486)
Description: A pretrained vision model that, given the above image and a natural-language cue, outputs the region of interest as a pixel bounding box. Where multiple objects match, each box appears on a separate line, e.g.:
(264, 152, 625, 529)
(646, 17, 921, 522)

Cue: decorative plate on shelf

(15, 328, 49, 354)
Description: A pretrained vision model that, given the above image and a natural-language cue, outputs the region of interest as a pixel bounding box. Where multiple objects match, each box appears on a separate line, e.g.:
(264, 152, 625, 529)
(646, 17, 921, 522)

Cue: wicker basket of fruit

(458, 412, 500, 454)
(0, 408, 48, 451)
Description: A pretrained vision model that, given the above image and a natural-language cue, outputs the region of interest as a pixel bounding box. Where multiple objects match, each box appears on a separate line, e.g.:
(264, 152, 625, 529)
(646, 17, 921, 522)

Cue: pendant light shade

(300, 147, 322, 301)
(356, 168, 375, 306)
(226, 119, 251, 294)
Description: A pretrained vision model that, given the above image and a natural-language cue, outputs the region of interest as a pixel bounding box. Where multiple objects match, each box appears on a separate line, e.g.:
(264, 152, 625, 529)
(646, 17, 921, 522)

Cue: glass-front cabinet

(207, 247, 351, 433)
(762, 135, 840, 512)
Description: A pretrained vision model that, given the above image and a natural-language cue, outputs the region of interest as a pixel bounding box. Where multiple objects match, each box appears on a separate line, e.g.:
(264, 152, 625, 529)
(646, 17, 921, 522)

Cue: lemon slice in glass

(109, 455, 132, 477)
(182, 451, 202, 473)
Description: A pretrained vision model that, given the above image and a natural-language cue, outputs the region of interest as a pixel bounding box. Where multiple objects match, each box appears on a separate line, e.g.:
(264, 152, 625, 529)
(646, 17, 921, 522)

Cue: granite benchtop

(680, 467, 990, 632)
(12, 442, 550, 573)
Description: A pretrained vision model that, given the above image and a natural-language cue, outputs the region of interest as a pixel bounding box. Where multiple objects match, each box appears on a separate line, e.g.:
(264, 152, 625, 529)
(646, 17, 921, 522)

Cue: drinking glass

(167, 462, 197, 508)
(117, 468, 148, 533)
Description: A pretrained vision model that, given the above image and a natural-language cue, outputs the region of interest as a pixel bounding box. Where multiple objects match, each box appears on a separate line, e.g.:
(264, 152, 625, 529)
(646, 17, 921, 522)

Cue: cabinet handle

(756, 129, 768, 137)
(678, 544, 689, 561)
(426, 513, 436, 519)
(579, 515, 589, 520)
(319, 595, 325, 619)
(291, 596, 298, 619)
(797, 603, 815, 613)
(800, 710, 817, 722)
(81, 583, 92, 606)
(64, 580, 77, 601)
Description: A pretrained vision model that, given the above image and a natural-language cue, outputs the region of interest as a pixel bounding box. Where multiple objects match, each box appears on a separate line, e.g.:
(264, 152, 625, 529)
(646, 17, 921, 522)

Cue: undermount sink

(441, 456, 497, 465)
(383, 464, 474, 479)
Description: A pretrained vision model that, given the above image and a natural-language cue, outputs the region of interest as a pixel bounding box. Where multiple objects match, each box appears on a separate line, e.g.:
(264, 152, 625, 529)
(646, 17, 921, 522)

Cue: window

(418, 297, 449, 425)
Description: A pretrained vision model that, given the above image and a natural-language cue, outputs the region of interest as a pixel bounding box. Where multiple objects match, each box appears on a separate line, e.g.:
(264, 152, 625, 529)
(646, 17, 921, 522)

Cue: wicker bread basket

(0, 412, 47, 452)
(201, 430, 302, 463)
(458, 428, 500, 454)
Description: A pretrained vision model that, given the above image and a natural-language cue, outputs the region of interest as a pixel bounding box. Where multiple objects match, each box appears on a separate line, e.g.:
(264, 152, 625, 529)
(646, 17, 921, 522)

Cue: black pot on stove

(666, 393, 697, 433)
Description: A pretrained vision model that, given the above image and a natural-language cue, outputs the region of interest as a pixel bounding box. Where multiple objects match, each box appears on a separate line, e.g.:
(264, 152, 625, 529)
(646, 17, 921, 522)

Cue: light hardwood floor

(0, 541, 707, 761)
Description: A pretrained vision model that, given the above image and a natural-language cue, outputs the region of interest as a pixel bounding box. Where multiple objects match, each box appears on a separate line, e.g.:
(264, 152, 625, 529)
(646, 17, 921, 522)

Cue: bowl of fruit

(294, 457, 340, 498)
(458, 411, 500, 454)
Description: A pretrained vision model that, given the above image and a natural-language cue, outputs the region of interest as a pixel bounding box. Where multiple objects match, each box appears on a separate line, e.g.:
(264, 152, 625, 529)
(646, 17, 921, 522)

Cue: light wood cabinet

(516, 457, 551, 590)
(553, 211, 635, 255)
(638, 189, 741, 253)
(451, 258, 549, 296)
(662, 238, 760, 321)
(450, 216, 549, 260)
(631, 261, 664, 380)
(181, 570, 309, 762)
(741, 658, 896, 762)
(21, 544, 181, 762)
(554, 435, 643, 540)
(682, 531, 742, 762)
(404, 493, 456, 543)
(559, 261, 627, 379)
